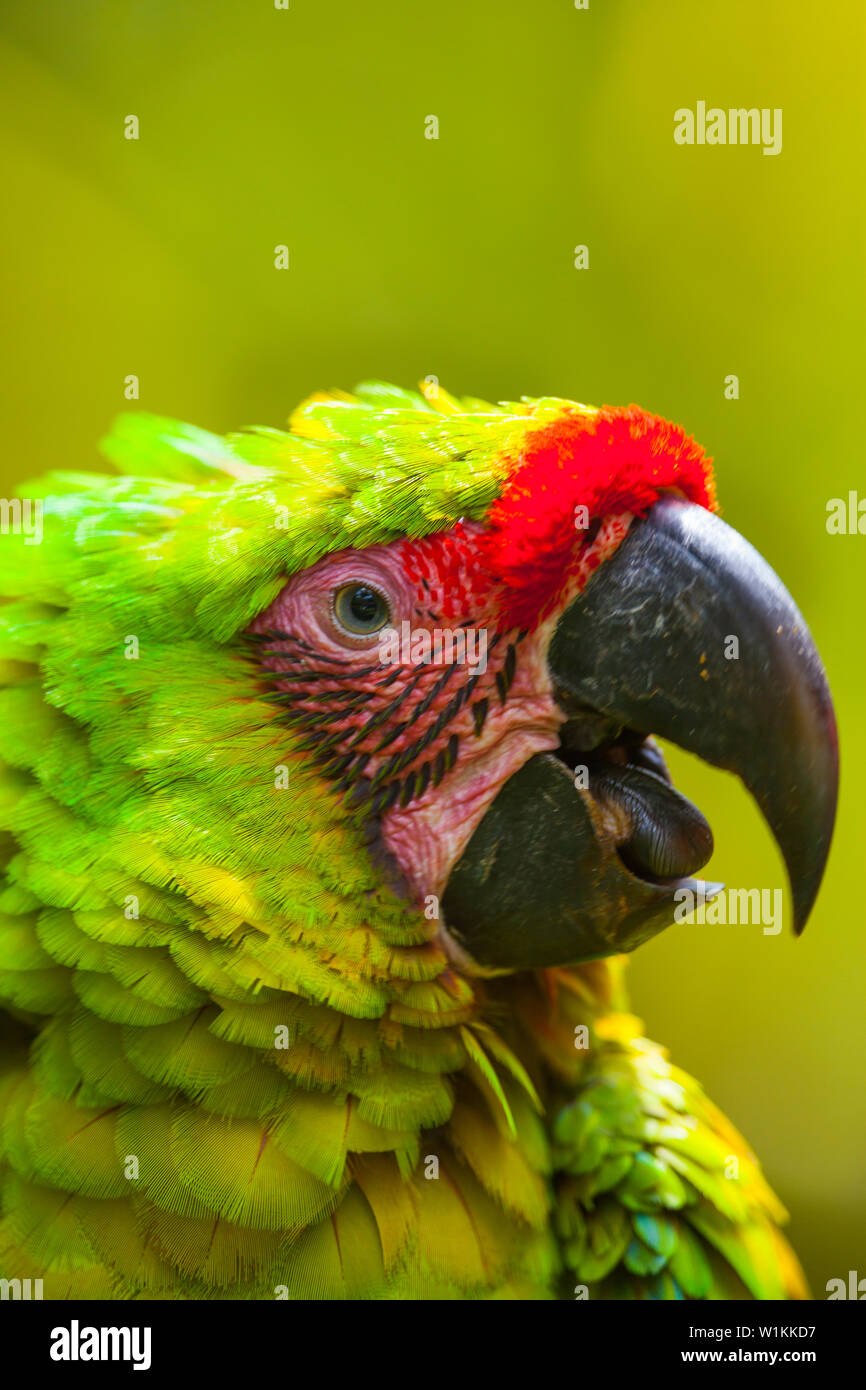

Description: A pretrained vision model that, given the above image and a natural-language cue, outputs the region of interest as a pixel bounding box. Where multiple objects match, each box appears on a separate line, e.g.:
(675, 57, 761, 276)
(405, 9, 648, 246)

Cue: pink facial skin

(249, 513, 633, 966)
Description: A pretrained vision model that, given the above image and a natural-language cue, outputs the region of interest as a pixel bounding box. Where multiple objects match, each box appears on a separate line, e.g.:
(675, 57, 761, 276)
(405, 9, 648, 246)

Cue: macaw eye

(332, 582, 391, 636)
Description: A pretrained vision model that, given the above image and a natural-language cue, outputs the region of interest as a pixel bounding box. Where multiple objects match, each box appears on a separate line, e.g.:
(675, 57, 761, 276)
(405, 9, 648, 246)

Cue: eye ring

(331, 581, 392, 637)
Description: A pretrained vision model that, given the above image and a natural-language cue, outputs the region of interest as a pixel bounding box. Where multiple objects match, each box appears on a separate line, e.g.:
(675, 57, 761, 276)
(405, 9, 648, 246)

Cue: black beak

(442, 499, 838, 970)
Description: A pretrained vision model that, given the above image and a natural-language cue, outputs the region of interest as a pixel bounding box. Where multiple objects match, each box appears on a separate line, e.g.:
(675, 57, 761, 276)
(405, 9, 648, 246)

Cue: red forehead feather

(399, 404, 716, 633)
(479, 403, 717, 631)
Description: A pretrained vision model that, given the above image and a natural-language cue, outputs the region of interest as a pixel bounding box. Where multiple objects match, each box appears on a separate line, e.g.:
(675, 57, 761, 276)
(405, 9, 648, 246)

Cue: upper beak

(442, 498, 838, 970)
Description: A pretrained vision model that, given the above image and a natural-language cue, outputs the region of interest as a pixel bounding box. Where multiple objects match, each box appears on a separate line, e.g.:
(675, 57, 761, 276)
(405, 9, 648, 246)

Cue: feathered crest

(0, 382, 574, 643)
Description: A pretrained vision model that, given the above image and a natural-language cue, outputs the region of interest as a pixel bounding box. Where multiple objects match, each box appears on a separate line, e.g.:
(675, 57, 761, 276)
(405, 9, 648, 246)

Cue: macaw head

(7, 382, 836, 984)
(242, 384, 838, 972)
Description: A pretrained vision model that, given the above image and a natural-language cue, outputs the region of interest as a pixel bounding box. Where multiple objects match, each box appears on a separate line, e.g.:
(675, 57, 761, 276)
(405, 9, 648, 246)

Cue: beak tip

(786, 773, 837, 938)
(791, 892, 815, 938)
(790, 864, 827, 935)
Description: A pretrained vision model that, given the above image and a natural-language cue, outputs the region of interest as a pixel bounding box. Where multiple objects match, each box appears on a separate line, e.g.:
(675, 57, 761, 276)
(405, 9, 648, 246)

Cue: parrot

(0, 381, 838, 1301)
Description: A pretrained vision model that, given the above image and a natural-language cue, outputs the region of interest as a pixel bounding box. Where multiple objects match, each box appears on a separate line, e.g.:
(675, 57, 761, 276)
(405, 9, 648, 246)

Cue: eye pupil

(349, 586, 379, 623)
(333, 582, 390, 635)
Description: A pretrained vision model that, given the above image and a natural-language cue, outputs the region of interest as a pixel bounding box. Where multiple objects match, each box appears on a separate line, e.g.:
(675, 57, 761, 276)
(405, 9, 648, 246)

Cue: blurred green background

(1, 0, 863, 1291)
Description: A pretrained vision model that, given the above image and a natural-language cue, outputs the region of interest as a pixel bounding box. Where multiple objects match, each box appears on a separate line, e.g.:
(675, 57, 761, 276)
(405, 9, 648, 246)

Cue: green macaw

(0, 382, 837, 1300)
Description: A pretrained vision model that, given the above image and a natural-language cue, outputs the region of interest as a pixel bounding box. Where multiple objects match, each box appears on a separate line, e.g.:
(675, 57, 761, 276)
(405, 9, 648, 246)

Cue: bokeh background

(1, 0, 863, 1291)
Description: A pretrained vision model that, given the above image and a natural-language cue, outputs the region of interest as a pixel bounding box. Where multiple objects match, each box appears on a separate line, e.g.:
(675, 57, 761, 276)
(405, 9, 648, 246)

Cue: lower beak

(442, 499, 838, 970)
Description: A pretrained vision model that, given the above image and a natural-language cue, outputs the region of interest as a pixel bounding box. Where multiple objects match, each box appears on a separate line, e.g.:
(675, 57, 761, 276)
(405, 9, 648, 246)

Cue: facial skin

(248, 514, 634, 921)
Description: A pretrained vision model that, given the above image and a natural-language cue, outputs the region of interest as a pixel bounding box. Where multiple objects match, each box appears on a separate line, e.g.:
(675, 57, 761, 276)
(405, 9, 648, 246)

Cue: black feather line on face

(316, 688, 378, 705)
(261, 629, 355, 667)
(431, 748, 447, 787)
(372, 719, 409, 756)
(334, 752, 371, 791)
(376, 667, 404, 688)
(503, 642, 517, 689)
(262, 664, 384, 682)
(399, 772, 418, 808)
(412, 664, 459, 719)
(319, 752, 356, 779)
(344, 672, 425, 750)
(472, 698, 489, 736)
(252, 623, 515, 813)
